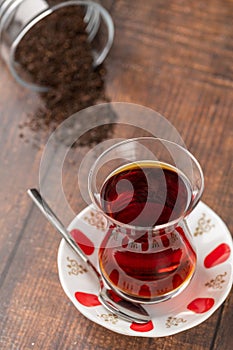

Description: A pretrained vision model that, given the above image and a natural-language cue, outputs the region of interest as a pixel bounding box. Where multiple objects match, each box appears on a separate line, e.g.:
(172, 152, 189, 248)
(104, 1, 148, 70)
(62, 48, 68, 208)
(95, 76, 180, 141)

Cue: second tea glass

(0, 0, 114, 91)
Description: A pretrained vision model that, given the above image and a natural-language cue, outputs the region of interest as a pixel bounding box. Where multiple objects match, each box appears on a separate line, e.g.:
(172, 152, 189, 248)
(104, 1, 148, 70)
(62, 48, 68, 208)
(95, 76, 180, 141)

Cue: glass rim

(88, 136, 205, 231)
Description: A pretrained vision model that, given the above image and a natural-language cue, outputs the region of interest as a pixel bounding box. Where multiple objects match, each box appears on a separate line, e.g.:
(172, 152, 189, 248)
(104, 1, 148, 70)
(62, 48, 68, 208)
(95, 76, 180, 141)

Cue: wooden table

(0, 1, 232, 349)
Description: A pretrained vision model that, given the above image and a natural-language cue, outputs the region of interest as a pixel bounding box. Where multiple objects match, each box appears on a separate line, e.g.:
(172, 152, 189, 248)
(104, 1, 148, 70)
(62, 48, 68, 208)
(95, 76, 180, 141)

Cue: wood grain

(0, 0, 232, 349)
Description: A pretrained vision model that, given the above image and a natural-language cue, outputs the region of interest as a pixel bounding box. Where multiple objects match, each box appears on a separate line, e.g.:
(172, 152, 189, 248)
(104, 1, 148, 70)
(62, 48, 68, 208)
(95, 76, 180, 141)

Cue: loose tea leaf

(16, 4, 113, 144)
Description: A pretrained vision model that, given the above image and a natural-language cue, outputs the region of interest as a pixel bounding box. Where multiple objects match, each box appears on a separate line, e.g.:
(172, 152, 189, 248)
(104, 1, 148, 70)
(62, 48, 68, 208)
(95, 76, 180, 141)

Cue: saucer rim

(57, 201, 233, 337)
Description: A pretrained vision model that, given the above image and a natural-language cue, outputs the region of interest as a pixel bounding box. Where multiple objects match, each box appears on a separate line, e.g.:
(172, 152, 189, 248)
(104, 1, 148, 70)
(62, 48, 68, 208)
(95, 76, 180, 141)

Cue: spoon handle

(27, 189, 151, 324)
(27, 189, 101, 279)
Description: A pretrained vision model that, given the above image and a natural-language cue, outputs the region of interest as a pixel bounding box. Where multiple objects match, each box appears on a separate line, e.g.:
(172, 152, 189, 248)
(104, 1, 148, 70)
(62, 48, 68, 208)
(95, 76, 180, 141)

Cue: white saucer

(57, 202, 233, 337)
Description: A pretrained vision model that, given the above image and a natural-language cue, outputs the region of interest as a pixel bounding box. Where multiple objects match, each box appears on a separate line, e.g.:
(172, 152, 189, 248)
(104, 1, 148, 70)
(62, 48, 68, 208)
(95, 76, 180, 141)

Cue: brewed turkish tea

(98, 161, 197, 302)
(100, 161, 191, 227)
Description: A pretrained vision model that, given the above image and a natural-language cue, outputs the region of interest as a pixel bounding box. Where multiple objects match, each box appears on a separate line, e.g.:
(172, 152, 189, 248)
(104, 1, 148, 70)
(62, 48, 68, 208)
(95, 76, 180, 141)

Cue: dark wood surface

(0, 0, 232, 349)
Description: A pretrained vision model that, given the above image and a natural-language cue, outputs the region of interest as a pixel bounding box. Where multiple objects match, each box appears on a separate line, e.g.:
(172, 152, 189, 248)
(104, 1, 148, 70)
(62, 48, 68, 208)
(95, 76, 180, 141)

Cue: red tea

(99, 162, 196, 302)
(100, 161, 192, 226)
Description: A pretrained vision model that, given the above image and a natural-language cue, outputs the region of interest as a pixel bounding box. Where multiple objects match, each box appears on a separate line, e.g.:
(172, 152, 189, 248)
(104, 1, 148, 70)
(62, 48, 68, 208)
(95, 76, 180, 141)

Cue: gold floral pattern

(156, 287, 170, 295)
(166, 316, 187, 328)
(66, 256, 87, 275)
(152, 239, 160, 248)
(97, 313, 118, 324)
(84, 210, 107, 231)
(194, 213, 215, 236)
(205, 272, 227, 289)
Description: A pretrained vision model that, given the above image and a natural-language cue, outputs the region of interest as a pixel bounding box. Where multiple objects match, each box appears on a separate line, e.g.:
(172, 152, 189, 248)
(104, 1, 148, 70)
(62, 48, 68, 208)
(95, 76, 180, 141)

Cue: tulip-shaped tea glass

(88, 137, 204, 304)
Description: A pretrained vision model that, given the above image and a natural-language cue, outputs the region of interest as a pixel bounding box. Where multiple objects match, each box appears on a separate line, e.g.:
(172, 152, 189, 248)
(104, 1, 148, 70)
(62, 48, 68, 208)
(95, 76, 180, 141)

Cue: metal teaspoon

(27, 189, 150, 324)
